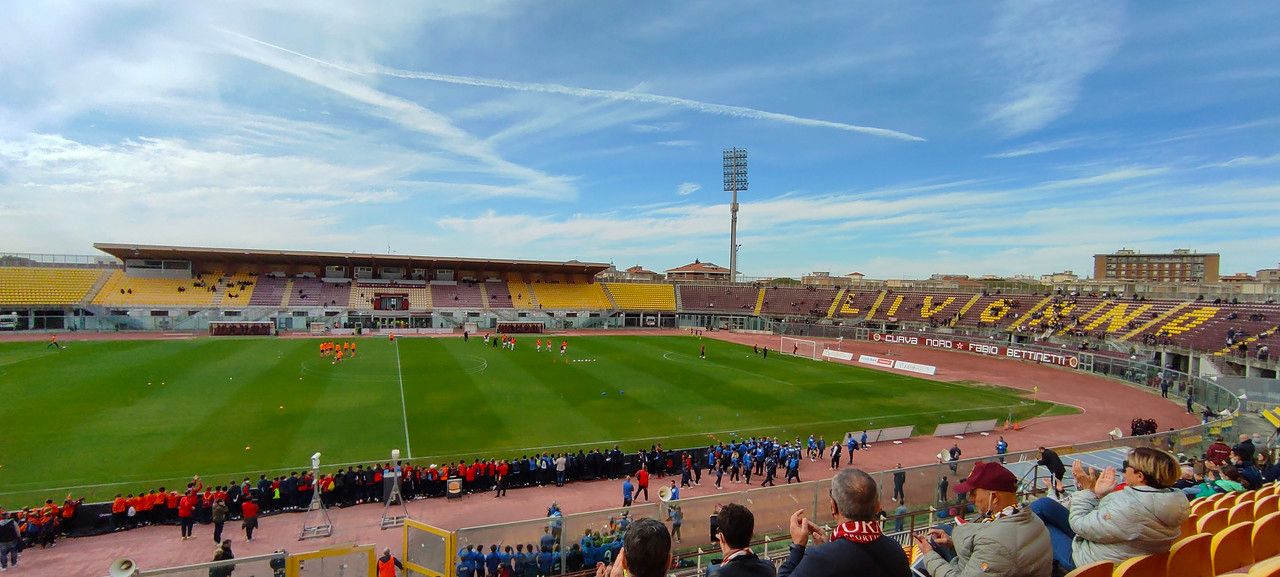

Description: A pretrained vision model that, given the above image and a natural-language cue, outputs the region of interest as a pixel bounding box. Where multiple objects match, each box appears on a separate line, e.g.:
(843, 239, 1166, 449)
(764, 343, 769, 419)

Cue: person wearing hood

(915, 461, 1052, 577)
(1030, 447, 1188, 572)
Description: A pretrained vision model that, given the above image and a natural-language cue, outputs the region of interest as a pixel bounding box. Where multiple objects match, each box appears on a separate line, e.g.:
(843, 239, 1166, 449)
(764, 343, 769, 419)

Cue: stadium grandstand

(0, 243, 1277, 362)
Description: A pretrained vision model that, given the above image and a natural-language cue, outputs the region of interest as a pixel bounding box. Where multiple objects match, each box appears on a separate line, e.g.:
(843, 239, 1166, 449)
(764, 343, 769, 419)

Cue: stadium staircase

(279, 279, 293, 307)
(865, 289, 888, 320)
(673, 283, 683, 311)
(1007, 295, 1054, 330)
(826, 288, 846, 318)
(1119, 301, 1192, 341)
(954, 293, 983, 321)
(601, 284, 620, 310)
(752, 288, 766, 315)
(478, 283, 490, 310)
(79, 269, 115, 307)
(1056, 298, 1114, 335)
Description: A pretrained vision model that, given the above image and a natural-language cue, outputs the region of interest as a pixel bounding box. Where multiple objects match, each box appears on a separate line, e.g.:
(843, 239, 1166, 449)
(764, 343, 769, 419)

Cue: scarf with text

(831, 520, 883, 543)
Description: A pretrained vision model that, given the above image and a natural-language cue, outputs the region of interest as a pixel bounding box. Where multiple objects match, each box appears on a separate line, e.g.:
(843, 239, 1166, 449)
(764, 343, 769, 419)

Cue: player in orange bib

(350, 341, 357, 357)
(536, 338, 542, 352)
(333, 349, 344, 364)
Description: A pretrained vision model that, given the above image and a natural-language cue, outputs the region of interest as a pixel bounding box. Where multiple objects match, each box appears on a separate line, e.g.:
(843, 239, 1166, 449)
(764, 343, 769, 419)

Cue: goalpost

(780, 336, 821, 360)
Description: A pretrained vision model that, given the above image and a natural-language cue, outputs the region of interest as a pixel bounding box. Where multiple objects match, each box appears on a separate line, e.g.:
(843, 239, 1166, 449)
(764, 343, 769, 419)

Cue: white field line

(395, 340, 413, 459)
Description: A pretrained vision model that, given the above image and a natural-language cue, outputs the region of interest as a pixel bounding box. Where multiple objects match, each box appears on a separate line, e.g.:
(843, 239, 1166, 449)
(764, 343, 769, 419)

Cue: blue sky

(1, 1, 1277, 279)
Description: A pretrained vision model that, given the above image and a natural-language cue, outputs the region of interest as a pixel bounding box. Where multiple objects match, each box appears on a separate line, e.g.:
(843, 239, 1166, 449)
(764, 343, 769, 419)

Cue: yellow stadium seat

(1198, 508, 1230, 535)
(1231, 500, 1257, 526)
(1257, 495, 1280, 518)
(602, 283, 676, 311)
(1179, 514, 1199, 540)
(1191, 499, 1216, 517)
(1251, 557, 1280, 577)
(1066, 560, 1114, 577)
(523, 282, 611, 310)
(1210, 522, 1253, 574)
(1113, 553, 1167, 577)
(1217, 493, 1241, 509)
(1253, 511, 1280, 560)
(1166, 533, 1212, 577)
(0, 267, 105, 305)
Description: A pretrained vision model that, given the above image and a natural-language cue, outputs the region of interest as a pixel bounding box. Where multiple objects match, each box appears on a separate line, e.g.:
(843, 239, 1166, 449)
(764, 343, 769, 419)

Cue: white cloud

(1203, 153, 1280, 169)
(361, 64, 928, 142)
(658, 140, 696, 148)
(676, 182, 701, 196)
(985, 0, 1124, 136)
(986, 137, 1089, 158)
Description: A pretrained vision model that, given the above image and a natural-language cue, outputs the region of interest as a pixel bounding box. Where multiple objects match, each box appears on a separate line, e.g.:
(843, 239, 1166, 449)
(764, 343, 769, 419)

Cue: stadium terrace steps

(285, 278, 350, 308)
(431, 282, 484, 309)
(752, 288, 766, 315)
(477, 283, 490, 310)
(870, 292, 971, 324)
(955, 293, 983, 320)
(826, 288, 846, 318)
(485, 281, 514, 309)
(602, 283, 676, 311)
(601, 285, 620, 310)
(92, 270, 217, 307)
(865, 290, 889, 320)
(1008, 295, 1054, 330)
(215, 273, 256, 307)
(673, 284, 684, 311)
(523, 281, 611, 310)
(0, 267, 109, 305)
(1212, 322, 1279, 357)
(248, 276, 288, 307)
(675, 285, 759, 312)
(757, 286, 840, 317)
(1119, 301, 1192, 341)
(834, 290, 880, 317)
(79, 269, 115, 307)
(279, 279, 293, 307)
(508, 281, 538, 309)
(1057, 298, 1114, 335)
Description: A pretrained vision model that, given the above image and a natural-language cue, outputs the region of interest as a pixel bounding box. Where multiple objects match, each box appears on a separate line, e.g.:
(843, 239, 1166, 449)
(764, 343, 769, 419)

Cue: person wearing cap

(1030, 447, 1187, 571)
(913, 461, 1052, 577)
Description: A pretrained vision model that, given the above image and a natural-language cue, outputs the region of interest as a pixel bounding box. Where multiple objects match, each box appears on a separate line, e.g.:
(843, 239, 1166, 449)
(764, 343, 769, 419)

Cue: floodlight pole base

(299, 465, 334, 540)
(381, 471, 410, 529)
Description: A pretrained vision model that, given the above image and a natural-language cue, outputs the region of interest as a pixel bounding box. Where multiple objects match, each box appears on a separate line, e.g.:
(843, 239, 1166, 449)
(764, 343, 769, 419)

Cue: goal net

(780, 336, 820, 360)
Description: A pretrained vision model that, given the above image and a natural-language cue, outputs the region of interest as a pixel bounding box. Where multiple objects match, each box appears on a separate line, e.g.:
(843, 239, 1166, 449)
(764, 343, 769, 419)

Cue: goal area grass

(0, 335, 1069, 505)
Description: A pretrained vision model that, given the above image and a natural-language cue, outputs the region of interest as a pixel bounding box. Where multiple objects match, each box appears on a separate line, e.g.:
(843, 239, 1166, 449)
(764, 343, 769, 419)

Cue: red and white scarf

(831, 520, 883, 543)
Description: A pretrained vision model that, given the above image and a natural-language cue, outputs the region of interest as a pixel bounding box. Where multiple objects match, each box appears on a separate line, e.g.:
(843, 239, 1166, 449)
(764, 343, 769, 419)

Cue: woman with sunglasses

(1030, 447, 1188, 572)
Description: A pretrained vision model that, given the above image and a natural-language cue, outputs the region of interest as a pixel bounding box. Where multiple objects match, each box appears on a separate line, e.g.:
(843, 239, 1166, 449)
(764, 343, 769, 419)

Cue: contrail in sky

(367, 65, 926, 142)
(221, 29, 925, 142)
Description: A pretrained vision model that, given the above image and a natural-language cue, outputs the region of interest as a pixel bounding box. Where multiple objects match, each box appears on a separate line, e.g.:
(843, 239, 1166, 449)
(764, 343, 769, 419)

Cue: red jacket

(636, 469, 649, 487)
(241, 501, 259, 519)
(178, 495, 196, 518)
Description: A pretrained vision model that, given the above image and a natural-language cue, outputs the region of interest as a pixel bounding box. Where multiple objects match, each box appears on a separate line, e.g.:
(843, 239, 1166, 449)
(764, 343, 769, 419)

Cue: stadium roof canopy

(93, 243, 611, 274)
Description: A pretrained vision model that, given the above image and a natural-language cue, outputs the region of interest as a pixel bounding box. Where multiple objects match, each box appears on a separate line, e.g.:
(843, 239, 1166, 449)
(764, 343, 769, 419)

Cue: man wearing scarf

(778, 468, 907, 577)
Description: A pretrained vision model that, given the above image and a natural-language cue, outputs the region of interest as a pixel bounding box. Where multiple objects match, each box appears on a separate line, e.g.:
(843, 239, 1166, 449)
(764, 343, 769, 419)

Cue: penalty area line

(395, 340, 413, 459)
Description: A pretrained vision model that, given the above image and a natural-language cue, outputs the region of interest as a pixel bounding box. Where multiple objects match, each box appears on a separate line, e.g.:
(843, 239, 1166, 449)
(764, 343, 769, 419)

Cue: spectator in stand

(713, 503, 775, 577)
(1233, 433, 1256, 464)
(594, 517, 671, 577)
(1205, 437, 1232, 465)
(1030, 448, 1187, 572)
(914, 461, 1052, 577)
(778, 468, 908, 577)
(211, 540, 235, 577)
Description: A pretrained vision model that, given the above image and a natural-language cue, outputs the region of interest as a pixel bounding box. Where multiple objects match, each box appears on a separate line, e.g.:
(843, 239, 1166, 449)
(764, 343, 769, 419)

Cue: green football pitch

(0, 335, 1065, 506)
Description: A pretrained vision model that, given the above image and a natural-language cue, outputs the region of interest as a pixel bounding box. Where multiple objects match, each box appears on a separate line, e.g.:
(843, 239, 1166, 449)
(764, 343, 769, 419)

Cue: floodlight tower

(723, 148, 748, 282)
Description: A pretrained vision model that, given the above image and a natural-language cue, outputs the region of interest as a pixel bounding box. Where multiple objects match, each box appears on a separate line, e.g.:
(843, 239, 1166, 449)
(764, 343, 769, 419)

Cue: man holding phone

(913, 461, 1051, 577)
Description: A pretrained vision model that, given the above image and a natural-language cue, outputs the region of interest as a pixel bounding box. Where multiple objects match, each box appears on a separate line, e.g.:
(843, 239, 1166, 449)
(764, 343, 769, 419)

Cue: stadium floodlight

(722, 148, 748, 282)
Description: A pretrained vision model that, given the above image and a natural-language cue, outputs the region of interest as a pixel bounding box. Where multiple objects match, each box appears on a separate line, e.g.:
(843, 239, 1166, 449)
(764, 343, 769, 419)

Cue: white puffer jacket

(1068, 486, 1189, 565)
